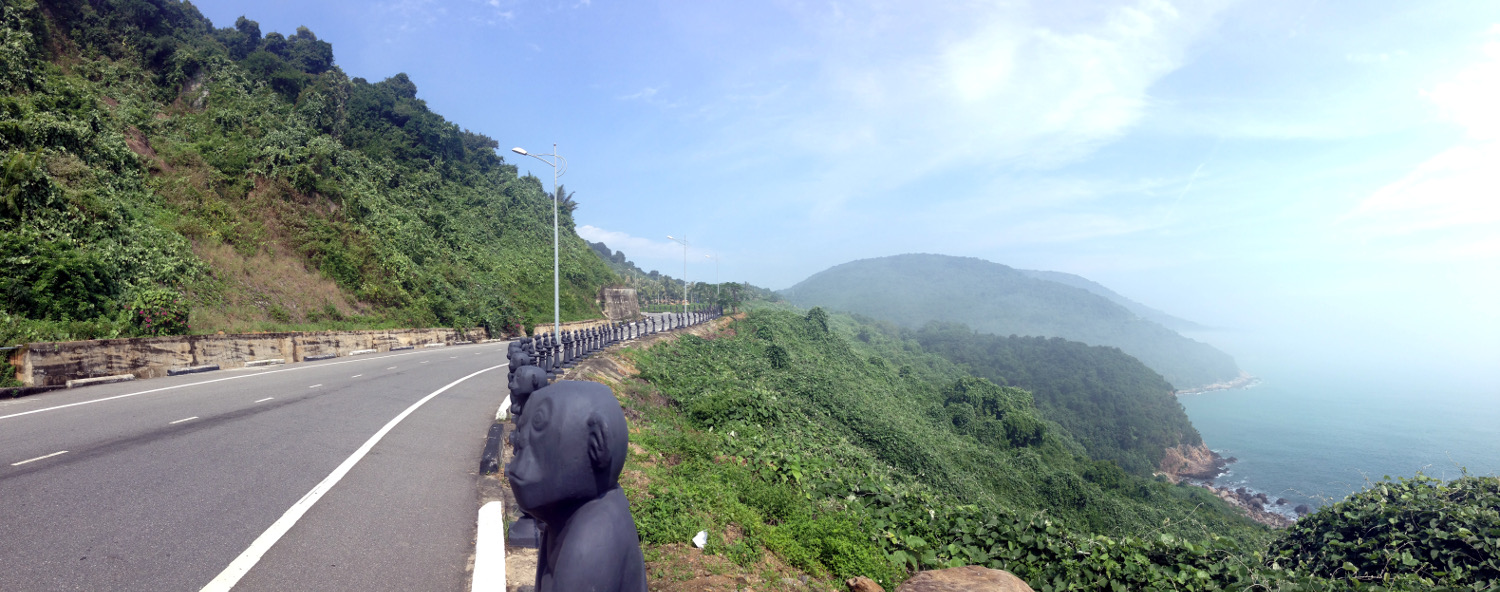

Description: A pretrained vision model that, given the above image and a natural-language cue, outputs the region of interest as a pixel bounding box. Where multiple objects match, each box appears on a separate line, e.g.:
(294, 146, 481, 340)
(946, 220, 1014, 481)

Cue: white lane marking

(471, 501, 507, 592)
(255, 397, 274, 403)
(11, 450, 67, 466)
(387, 366, 397, 370)
(308, 384, 322, 389)
(421, 361, 429, 364)
(170, 417, 198, 425)
(200, 364, 505, 592)
(450, 356, 457, 359)
(0, 349, 448, 422)
(351, 374, 363, 378)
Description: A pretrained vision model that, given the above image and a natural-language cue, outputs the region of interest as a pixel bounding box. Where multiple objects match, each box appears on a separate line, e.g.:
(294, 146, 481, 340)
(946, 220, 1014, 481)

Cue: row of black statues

(501, 308, 722, 592)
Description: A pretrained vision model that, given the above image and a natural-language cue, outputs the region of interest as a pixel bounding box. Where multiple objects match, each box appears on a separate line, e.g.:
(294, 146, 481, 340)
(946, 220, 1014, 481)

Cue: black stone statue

(506, 381, 648, 592)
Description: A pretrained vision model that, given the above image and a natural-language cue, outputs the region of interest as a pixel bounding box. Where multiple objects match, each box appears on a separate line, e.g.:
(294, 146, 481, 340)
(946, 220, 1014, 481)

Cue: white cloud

(1343, 30, 1500, 245)
(685, 0, 1234, 219)
(577, 225, 687, 260)
(617, 87, 659, 101)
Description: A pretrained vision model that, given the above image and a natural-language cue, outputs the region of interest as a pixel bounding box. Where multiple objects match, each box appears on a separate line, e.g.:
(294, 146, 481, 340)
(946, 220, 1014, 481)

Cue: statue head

(506, 380, 628, 526)
(508, 364, 550, 416)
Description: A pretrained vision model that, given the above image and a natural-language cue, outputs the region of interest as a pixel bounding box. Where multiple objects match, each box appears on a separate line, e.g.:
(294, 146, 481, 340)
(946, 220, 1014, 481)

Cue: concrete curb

(472, 501, 507, 592)
(348, 349, 377, 356)
(244, 359, 286, 368)
(390, 346, 414, 351)
(66, 374, 136, 388)
(422, 343, 447, 349)
(480, 423, 504, 475)
(303, 353, 337, 361)
(450, 340, 474, 345)
(167, 364, 220, 377)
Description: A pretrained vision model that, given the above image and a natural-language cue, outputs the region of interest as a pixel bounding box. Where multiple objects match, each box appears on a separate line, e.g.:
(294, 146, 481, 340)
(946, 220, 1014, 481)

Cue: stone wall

(599, 287, 642, 321)
(9, 327, 489, 387)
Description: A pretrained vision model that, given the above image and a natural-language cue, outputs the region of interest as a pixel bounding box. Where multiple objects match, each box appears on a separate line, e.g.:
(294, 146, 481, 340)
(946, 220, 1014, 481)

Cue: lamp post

(667, 235, 688, 315)
(511, 145, 567, 338)
(705, 254, 719, 304)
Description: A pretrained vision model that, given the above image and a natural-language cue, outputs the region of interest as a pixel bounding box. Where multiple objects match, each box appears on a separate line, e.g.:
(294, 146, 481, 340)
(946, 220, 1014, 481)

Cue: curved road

(0, 342, 510, 591)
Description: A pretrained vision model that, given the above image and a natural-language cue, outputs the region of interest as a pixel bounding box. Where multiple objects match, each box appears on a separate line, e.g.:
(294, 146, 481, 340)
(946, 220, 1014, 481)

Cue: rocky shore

(1174, 372, 1260, 396)
(1156, 443, 1301, 528)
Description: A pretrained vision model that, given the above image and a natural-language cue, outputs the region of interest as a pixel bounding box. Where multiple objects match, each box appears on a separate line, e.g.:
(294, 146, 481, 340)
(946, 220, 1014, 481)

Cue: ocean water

(1177, 379, 1500, 515)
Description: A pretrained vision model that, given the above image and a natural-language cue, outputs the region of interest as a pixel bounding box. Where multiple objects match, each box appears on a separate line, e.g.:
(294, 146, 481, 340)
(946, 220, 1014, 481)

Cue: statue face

(506, 382, 628, 524)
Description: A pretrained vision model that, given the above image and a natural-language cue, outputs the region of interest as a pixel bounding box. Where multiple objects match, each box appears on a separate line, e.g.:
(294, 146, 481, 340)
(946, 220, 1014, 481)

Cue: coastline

(1157, 444, 1299, 528)
(1174, 372, 1260, 396)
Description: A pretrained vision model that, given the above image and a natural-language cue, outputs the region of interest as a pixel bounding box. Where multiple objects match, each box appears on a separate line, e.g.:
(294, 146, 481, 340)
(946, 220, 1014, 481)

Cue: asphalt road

(0, 342, 510, 591)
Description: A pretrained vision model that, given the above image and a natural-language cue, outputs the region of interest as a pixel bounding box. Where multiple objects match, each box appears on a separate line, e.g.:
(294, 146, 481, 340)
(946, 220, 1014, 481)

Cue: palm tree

(553, 184, 577, 216)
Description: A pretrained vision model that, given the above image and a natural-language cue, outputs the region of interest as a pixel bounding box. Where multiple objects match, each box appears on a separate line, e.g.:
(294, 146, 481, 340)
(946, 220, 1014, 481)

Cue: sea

(1177, 375, 1500, 518)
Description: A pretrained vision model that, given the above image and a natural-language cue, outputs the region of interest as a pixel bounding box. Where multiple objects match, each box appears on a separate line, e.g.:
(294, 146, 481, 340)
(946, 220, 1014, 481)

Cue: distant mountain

(781, 254, 1239, 389)
(1018, 270, 1206, 331)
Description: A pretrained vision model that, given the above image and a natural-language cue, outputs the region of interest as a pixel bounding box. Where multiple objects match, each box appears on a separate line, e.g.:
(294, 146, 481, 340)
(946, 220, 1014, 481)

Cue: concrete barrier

(244, 359, 285, 367)
(167, 364, 220, 376)
(65, 374, 136, 388)
(9, 327, 490, 387)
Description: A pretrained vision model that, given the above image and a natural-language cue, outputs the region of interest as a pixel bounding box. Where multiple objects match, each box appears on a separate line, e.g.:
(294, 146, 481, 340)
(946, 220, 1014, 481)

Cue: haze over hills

(781, 253, 1241, 389)
(1017, 269, 1207, 332)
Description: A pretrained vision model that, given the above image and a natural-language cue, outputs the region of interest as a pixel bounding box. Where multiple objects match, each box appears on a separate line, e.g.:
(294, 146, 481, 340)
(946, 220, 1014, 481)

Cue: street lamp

(705, 254, 719, 303)
(667, 235, 688, 315)
(511, 145, 567, 338)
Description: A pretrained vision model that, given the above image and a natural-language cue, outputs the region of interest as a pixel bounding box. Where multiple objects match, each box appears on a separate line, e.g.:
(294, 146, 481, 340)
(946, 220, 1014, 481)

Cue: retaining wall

(8, 327, 489, 387)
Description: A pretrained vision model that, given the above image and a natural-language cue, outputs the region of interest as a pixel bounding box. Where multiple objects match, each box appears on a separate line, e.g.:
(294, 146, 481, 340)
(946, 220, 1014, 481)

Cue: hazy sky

(186, 0, 1499, 389)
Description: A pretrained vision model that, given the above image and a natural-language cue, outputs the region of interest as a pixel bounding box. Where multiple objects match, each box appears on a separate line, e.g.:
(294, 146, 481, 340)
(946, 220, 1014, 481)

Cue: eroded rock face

(600, 287, 642, 321)
(13, 327, 487, 386)
(895, 566, 1034, 592)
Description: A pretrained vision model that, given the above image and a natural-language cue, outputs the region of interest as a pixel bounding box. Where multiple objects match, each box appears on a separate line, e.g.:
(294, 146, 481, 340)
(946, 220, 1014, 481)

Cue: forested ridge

(782, 253, 1241, 389)
(0, 0, 614, 352)
(911, 321, 1201, 476)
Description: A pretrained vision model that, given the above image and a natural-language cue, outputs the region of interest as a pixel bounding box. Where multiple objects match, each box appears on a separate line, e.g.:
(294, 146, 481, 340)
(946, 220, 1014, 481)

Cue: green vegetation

(1, 0, 614, 344)
(612, 306, 1499, 590)
(912, 321, 1200, 475)
(780, 254, 1240, 389)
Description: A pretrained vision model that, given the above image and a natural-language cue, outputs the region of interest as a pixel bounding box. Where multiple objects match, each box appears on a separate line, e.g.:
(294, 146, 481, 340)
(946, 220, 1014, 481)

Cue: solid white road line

(11, 450, 68, 466)
(351, 374, 363, 378)
(0, 350, 437, 422)
(471, 501, 507, 592)
(200, 364, 505, 592)
(170, 417, 198, 425)
(308, 384, 322, 389)
(387, 366, 397, 370)
(254, 397, 274, 403)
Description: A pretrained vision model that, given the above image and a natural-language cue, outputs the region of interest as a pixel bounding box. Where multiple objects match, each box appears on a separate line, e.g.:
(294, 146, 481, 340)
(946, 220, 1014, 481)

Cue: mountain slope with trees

(910, 321, 1200, 475)
(1018, 268, 1206, 331)
(1, 0, 614, 346)
(781, 253, 1240, 389)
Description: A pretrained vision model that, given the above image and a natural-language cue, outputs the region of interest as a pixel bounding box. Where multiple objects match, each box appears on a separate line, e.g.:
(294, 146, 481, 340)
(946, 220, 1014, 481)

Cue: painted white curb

(423, 343, 447, 348)
(65, 374, 136, 388)
(472, 501, 507, 592)
(244, 359, 286, 367)
(348, 349, 377, 356)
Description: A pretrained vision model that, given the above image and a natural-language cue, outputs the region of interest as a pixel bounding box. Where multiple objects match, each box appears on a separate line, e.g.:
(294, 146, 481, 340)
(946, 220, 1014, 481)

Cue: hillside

(1018, 268, 1206, 331)
(0, 0, 614, 346)
(910, 321, 1200, 476)
(781, 254, 1240, 389)
(590, 306, 1496, 590)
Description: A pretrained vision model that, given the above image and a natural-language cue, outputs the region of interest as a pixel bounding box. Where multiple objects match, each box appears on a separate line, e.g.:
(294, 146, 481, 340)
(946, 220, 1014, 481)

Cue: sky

(186, 0, 1500, 391)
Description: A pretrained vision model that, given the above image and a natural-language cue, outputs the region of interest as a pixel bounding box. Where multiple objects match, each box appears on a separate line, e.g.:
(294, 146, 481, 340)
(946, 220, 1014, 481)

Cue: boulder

(895, 566, 1034, 592)
(847, 576, 884, 592)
